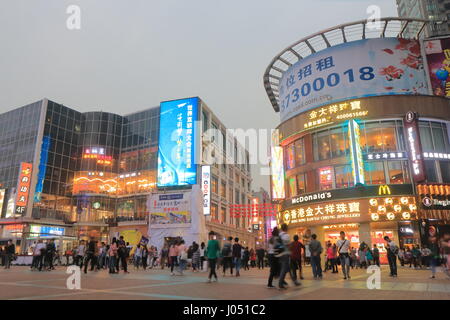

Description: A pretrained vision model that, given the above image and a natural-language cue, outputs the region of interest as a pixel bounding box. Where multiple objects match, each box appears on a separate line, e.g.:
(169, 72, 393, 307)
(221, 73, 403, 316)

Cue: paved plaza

(0, 264, 449, 300)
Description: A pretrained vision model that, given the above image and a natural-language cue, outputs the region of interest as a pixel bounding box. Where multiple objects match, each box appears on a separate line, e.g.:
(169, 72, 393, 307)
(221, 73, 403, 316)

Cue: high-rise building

(396, 0, 450, 37)
(0, 97, 255, 253)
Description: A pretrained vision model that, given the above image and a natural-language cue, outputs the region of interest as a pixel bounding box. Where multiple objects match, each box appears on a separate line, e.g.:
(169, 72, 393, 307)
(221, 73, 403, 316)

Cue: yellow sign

(304, 100, 368, 130)
(378, 185, 391, 195)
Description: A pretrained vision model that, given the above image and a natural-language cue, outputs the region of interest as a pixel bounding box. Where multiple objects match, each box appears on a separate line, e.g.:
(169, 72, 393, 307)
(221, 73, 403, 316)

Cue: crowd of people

(3, 229, 450, 289)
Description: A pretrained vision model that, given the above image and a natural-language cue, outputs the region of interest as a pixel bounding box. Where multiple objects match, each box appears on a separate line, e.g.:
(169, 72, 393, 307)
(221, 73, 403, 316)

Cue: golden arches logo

(378, 185, 391, 195)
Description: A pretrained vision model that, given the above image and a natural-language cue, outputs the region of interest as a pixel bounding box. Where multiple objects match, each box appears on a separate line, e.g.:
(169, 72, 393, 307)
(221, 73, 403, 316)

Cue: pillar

(359, 222, 371, 247)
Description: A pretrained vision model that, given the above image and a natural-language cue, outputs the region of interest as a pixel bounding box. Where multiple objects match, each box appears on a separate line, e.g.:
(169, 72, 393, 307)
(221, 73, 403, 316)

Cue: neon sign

(348, 120, 365, 185)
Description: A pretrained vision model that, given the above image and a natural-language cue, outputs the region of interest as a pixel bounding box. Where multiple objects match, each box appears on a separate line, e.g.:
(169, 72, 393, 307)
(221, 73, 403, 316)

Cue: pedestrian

(421, 245, 431, 268)
(75, 240, 85, 269)
(142, 245, 148, 270)
(429, 239, 440, 279)
(289, 234, 305, 283)
(250, 249, 256, 268)
(309, 234, 323, 279)
(256, 246, 265, 270)
(325, 242, 336, 273)
(372, 245, 380, 267)
(337, 231, 351, 280)
(366, 247, 373, 266)
(384, 236, 399, 277)
(134, 244, 142, 270)
(398, 248, 405, 267)
(152, 247, 158, 268)
(221, 236, 233, 276)
(277, 223, 299, 289)
(177, 240, 188, 275)
(200, 242, 206, 271)
(411, 245, 422, 269)
(108, 238, 118, 274)
(4, 240, 15, 269)
(232, 238, 243, 277)
(45, 239, 57, 271)
(84, 237, 98, 273)
(32, 239, 45, 270)
(350, 247, 357, 269)
(358, 243, 367, 269)
(242, 247, 250, 271)
(117, 236, 129, 274)
(169, 241, 178, 275)
(192, 242, 201, 272)
(98, 242, 106, 269)
(160, 244, 168, 269)
(205, 231, 221, 282)
(267, 228, 280, 288)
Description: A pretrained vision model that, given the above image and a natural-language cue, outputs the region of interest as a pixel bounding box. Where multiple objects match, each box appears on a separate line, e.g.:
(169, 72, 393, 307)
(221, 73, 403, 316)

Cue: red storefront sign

(15, 162, 33, 215)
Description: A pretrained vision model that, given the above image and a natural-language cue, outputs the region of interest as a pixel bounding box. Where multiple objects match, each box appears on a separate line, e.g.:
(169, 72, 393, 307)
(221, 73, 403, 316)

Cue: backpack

(389, 243, 399, 255)
(222, 243, 231, 257)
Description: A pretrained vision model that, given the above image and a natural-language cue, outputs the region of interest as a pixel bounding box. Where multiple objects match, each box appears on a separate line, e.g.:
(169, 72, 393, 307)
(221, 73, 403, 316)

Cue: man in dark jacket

(5, 240, 15, 269)
(232, 238, 242, 277)
(256, 246, 265, 269)
(45, 239, 57, 271)
(290, 235, 305, 281)
(309, 234, 323, 279)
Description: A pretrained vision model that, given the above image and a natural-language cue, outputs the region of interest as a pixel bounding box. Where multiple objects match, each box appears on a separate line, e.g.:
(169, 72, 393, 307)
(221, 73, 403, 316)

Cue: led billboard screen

(157, 97, 199, 187)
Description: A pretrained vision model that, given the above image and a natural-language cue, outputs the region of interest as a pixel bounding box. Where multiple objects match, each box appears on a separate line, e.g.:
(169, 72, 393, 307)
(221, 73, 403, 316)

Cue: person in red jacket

(289, 235, 305, 281)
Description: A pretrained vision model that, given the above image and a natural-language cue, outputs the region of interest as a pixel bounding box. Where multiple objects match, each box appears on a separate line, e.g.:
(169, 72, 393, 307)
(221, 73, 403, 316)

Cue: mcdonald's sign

(378, 185, 391, 195)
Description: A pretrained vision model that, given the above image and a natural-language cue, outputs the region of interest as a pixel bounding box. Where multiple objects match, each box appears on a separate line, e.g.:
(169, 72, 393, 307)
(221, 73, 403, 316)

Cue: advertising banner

(279, 38, 428, 122)
(348, 120, 365, 185)
(15, 162, 33, 216)
(270, 130, 285, 200)
(424, 38, 450, 97)
(149, 192, 192, 224)
(157, 97, 199, 187)
(201, 166, 211, 215)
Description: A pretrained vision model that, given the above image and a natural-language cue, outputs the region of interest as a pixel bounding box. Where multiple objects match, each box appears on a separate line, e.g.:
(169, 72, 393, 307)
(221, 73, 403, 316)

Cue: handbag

(180, 251, 188, 261)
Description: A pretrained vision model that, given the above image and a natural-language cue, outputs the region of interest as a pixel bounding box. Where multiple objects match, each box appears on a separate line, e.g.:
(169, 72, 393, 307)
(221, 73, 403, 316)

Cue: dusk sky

(0, 0, 399, 190)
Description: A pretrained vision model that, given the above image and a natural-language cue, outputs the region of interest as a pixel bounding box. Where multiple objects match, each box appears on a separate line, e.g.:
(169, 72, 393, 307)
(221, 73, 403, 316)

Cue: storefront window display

(318, 166, 334, 190)
(371, 229, 395, 264)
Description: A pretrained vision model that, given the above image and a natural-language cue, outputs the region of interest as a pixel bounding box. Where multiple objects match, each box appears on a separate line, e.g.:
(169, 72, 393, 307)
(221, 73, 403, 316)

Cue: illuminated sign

(348, 120, 365, 185)
(201, 166, 211, 215)
(270, 129, 285, 200)
(404, 111, 426, 182)
(284, 184, 414, 209)
(157, 97, 199, 187)
(423, 152, 450, 159)
(303, 100, 368, 130)
(378, 185, 391, 195)
(369, 196, 417, 222)
(34, 136, 50, 203)
(29, 225, 65, 238)
(148, 191, 192, 224)
(15, 162, 33, 216)
(0, 189, 5, 215)
(417, 184, 450, 210)
(279, 38, 428, 122)
(84, 147, 105, 155)
(365, 152, 407, 160)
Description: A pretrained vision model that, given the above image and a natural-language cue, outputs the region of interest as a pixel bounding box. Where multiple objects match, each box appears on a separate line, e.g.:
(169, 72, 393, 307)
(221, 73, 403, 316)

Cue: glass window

(388, 161, 410, 184)
(380, 126, 397, 152)
(285, 143, 295, 170)
(424, 160, 438, 182)
(296, 174, 306, 194)
(439, 161, 450, 183)
(330, 128, 347, 158)
(288, 176, 297, 198)
(318, 166, 333, 190)
(363, 123, 383, 153)
(294, 139, 305, 166)
(314, 131, 331, 161)
(432, 126, 447, 151)
(211, 176, 218, 194)
(419, 125, 434, 152)
(365, 161, 386, 185)
(335, 165, 354, 189)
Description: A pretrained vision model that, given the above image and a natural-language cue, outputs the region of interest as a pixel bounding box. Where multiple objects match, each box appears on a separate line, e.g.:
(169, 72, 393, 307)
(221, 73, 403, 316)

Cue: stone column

(359, 222, 372, 247)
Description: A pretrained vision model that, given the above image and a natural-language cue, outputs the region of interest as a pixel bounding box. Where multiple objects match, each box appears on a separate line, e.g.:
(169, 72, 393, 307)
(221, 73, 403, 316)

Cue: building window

(313, 130, 331, 161)
(387, 161, 410, 184)
(364, 161, 386, 185)
(361, 122, 398, 153)
(318, 166, 334, 190)
(285, 143, 295, 169)
(220, 182, 226, 198)
(211, 204, 218, 220)
(424, 160, 438, 182)
(202, 111, 208, 133)
(419, 121, 450, 152)
(211, 176, 218, 194)
(335, 165, 354, 189)
(296, 174, 306, 194)
(221, 207, 226, 223)
(288, 176, 297, 197)
(439, 161, 450, 183)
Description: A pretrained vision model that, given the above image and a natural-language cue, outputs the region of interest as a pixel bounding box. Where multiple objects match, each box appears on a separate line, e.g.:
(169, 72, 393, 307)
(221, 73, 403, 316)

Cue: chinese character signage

(148, 192, 192, 224)
(15, 162, 32, 216)
(157, 97, 199, 187)
(404, 111, 426, 183)
(303, 100, 368, 130)
(417, 184, 450, 210)
(279, 38, 428, 122)
(29, 225, 65, 238)
(270, 129, 285, 200)
(201, 165, 211, 215)
(423, 38, 450, 97)
(348, 120, 365, 185)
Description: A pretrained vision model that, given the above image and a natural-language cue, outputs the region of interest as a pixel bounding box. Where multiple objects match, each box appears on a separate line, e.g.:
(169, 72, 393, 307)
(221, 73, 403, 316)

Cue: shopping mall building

(0, 97, 256, 254)
(265, 18, 450, 263)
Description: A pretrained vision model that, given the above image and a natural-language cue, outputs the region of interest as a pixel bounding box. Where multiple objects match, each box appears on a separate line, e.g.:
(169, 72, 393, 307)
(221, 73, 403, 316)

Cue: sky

(0, 0, 399, 191)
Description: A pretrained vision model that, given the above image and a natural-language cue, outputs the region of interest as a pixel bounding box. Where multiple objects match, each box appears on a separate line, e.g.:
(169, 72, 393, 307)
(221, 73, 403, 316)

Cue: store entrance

(323, 224, 360, 250)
